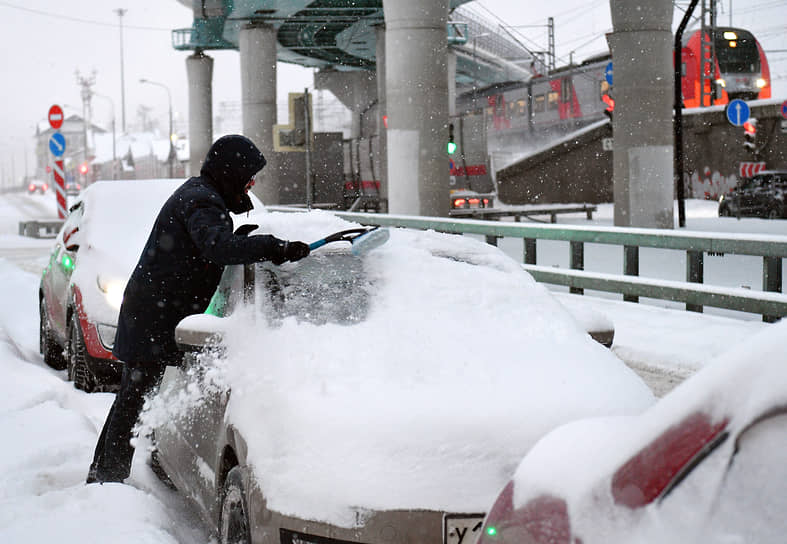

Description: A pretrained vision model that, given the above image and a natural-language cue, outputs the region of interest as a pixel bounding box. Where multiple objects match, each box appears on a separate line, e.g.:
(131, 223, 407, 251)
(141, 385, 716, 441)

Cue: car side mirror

(63, 227, 81, 252)
(175, 314, 227, 353)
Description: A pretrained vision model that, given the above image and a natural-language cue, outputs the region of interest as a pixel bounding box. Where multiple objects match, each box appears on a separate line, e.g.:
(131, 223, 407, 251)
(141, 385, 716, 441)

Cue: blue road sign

(726, 99, 750, 127)
(605, 62, 613, 85)
(49, 132, 66, 156)
(781, 100, 787, 120)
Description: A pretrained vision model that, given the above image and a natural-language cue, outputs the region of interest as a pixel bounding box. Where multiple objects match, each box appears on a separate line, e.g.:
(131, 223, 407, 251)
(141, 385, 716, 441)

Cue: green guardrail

(267, 207, 787, 322)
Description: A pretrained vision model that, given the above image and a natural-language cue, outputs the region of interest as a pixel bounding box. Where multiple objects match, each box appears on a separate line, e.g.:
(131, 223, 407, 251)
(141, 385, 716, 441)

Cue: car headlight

(756, 78, 767, 88)
(96, 275, 126, 310)
(719, 194, 725, 203)
(96, 323, 117, 350)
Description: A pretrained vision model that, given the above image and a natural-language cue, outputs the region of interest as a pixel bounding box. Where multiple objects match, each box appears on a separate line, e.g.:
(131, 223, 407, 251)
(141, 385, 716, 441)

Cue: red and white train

(459, 26, 771, 143)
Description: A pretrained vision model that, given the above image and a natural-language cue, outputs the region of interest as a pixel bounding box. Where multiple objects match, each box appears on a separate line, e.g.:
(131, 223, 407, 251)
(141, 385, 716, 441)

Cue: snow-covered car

(477, 320, 787, 544)
(28, 180, 48, 194)
(145, 210, 654, 544)
(38, 179, 187, 391)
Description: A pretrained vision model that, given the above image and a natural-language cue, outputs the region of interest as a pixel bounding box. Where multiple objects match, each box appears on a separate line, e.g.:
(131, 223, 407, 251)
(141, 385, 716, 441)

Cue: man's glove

(283, 241, 310, 262)
(271, 240, 310, 265)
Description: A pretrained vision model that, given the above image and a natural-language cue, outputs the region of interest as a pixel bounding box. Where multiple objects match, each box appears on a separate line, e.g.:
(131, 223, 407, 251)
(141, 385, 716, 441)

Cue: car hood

(185, 211, 656, 527)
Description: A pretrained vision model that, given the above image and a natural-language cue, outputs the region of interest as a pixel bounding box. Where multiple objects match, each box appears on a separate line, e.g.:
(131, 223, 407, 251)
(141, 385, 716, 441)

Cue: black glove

(283, 241, 310, 263)
(270, 240, 310, 265)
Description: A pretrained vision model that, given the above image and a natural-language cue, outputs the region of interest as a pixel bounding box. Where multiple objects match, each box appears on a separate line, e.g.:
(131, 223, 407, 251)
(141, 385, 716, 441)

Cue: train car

(458, 26, 771, 147)
(681, 26, 771, 107)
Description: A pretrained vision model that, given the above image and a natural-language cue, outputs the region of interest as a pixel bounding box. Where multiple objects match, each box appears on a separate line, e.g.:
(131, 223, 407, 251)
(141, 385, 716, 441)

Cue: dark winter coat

(113, 135, 285, 365)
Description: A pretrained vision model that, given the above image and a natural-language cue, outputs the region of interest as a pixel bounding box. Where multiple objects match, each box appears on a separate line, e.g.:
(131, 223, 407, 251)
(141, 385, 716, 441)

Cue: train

(457, 26, 772, 154)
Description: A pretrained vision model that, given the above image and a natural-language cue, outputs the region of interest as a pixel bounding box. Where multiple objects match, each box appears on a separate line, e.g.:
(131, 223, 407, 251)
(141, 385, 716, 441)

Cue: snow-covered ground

(0, 190, 781, 542)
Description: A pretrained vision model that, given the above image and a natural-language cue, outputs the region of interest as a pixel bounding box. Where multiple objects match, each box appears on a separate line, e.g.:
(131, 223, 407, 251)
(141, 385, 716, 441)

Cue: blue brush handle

(309, 239, 328, 250)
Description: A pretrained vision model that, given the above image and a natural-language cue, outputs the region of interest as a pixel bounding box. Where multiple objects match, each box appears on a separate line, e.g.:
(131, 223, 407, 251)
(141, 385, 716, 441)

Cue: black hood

(201, 134, 267, 214)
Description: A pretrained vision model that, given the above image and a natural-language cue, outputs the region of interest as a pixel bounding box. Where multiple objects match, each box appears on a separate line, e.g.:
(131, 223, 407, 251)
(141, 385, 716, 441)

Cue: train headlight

(716, 78, 726, 88)
(756, 78, 767, 89)
(723, 31, 737, 40)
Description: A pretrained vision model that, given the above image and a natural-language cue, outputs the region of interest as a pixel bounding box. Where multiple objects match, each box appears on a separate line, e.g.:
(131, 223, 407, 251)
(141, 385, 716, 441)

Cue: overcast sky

(0, 0, 784, 182)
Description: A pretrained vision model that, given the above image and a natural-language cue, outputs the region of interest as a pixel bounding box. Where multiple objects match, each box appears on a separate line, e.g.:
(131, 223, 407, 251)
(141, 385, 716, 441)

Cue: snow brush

(309, 227, 390, 256)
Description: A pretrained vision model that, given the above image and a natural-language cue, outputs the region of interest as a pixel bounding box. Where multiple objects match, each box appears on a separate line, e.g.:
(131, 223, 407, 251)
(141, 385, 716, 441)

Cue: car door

(44, 203, 84, 339)
(154, 265, 246, 519)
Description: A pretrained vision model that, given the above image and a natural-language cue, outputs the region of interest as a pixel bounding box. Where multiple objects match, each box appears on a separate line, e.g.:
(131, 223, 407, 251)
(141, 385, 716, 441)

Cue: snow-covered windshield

(257, 253, 371, 326)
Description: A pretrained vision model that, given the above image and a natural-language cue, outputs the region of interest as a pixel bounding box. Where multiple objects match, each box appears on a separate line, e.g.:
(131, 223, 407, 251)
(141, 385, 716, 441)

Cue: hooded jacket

(113, 135, 285, 365)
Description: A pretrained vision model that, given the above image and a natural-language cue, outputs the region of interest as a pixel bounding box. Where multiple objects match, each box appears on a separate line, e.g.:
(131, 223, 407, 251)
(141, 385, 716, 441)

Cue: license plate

(444, 513, 485, 544)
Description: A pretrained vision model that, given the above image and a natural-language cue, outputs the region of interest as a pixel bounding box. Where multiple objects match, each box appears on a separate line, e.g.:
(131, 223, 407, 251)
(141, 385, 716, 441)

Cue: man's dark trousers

(87, 361, 166, 483)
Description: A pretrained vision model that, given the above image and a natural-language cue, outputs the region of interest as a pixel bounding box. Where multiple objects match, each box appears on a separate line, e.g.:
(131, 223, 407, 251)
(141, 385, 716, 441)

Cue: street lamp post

(93, 92, 117, 179)
(115, 8, 127, 133)
(140, 78, 175, 178)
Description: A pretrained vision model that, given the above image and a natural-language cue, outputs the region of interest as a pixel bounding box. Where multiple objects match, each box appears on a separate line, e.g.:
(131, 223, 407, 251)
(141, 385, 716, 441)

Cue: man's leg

(87, 362, 165, 483)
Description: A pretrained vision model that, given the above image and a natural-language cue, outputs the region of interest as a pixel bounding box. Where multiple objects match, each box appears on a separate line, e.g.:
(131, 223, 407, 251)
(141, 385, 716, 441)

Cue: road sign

(781, 100, 787, 120)
(739, 161, 766, 178)
(48, 104, 64, 130)
(605, 62, 613, 85)
(48, 132, 66, 157)
(781, 119, 787, 134)
(725, 99, 750, 127)
(602, 137, 614, 151)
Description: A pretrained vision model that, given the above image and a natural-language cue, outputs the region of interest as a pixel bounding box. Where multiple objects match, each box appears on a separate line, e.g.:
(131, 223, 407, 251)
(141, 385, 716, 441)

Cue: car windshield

(256, 252, 372, 326)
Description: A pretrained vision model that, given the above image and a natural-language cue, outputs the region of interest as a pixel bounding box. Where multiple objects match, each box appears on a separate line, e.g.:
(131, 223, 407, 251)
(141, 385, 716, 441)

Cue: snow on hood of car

(158, 210, 655, 527)
(506, 319, 787, 527)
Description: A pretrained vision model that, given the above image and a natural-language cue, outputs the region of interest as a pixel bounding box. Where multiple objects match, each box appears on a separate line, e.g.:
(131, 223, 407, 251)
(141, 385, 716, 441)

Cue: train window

(548, 91, 559, 110)
(516, 99, 526, 116)
(714, 29, 760, 73)
(534, 94, 546, 113)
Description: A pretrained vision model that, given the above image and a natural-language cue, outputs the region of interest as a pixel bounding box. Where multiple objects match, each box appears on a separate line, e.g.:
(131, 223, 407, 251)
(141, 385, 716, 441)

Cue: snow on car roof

(156, 209, 656, 527)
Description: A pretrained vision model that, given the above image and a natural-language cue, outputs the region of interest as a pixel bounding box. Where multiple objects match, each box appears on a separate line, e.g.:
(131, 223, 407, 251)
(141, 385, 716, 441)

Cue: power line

(0, 0, 171, 31)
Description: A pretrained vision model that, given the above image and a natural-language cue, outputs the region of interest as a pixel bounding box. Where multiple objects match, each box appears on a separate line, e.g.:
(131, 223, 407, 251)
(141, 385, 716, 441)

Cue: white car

(145, 210, 654, 544)
(477, 320, 787, 544)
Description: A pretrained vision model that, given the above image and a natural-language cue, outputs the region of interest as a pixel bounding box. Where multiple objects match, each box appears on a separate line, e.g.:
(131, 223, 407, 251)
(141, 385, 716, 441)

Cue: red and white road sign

(739, 161, 766, 179)
(48, 104, 64, 130)
(53, 160, 67, 219)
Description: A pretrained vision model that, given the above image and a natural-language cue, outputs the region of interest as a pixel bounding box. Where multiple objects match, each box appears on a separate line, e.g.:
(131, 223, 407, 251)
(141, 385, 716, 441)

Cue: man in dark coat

(87, 134, 310, 484)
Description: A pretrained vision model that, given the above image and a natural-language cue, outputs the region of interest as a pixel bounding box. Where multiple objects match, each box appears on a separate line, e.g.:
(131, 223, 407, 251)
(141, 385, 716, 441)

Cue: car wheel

(40, 299, 67, 370)
(767, 208, 781, 220)
(68, 318, 96, 392)
(718, 205, 731, 217)
(220, 467, 251, 544)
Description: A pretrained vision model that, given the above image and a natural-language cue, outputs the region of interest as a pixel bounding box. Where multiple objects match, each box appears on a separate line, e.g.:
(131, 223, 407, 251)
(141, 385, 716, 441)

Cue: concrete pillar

(375, 24, 388, 205)
(608, 0, 674, 228)
(239, 23, 278, 204)
(384, 0, 450, 216)
(186, 52, 213, 177)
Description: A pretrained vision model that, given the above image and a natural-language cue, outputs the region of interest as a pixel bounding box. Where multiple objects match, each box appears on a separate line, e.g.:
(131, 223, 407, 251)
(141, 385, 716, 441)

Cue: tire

(68, 318, 96, 392)
(220, 467, 251, 544)
(767, 208, 781, 220)
(40, 299, 67, 370)
(718, 205, 731, 217)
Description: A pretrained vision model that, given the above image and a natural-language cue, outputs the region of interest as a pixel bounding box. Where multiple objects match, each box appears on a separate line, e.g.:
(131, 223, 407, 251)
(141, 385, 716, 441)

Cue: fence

(291, 210, 787, 322)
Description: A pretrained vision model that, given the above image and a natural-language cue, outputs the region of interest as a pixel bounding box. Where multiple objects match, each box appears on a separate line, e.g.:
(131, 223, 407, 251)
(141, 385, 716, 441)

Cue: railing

(267, 208, 787, 322)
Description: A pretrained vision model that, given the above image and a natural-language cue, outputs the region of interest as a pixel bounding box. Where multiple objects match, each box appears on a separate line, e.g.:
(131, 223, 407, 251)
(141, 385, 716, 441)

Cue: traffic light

(743, 118, 757, 154)
(79, 162, 89, 175)
(447, 123, 457, 155)
(602, 94, 615, 121)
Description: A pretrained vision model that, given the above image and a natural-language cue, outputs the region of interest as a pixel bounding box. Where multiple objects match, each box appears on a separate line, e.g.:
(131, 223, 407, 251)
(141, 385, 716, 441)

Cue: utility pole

(115, 8, 127, 133)
(76, 70, 96, 170)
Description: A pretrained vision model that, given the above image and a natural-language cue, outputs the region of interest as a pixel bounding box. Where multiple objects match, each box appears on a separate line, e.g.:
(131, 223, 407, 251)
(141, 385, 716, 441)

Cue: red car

(39, 179, 184, 391)
(28, 180, 48, 194)
(477, 320, 787, 544)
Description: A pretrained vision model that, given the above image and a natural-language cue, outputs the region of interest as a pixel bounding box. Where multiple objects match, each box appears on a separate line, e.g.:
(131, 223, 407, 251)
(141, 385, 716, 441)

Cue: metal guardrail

(272, 209, 785, 322)
(18, 220, 64, 239)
